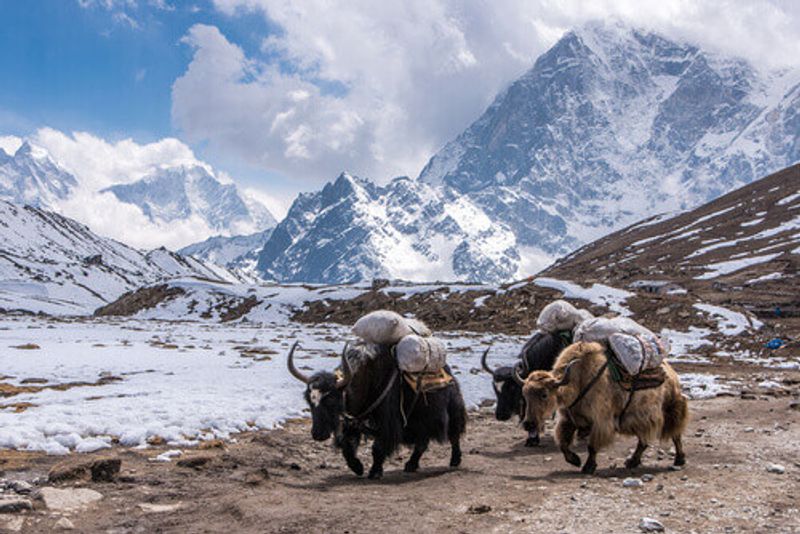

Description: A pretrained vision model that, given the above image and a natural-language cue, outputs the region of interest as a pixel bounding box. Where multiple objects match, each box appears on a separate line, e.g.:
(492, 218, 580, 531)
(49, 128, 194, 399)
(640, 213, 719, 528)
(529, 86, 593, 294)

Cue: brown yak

(519, 341, 688, 474)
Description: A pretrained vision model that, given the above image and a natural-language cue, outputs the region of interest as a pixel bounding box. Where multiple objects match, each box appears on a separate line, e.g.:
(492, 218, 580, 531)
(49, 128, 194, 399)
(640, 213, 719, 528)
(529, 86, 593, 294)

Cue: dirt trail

(1, 388, 799, 533)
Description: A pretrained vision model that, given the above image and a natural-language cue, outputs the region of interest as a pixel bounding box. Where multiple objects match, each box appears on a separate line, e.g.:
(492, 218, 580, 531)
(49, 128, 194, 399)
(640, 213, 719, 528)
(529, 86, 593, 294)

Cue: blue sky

(0, 1, 269, 139)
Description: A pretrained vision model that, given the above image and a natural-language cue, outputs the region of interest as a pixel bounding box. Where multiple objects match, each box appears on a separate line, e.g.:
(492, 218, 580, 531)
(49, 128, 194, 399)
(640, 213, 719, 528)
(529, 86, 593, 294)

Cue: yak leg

(581, 445, 598, 475)
(625, 439, 648, 469)
(673, 435, 686, 467)
(338, 428, 364, 476)
(555, 416, 581, 467)
(449, 432, 462, 468)
(367, 440, 387, 480)
(404, 438, 429, 473)
(525, 429, 540, 447)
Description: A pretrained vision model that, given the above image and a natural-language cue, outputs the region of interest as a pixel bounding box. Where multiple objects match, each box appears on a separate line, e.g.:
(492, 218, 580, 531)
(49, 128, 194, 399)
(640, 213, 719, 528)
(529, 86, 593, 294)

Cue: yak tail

(661, 390, 689, 440)
(448, 383, 468, 439)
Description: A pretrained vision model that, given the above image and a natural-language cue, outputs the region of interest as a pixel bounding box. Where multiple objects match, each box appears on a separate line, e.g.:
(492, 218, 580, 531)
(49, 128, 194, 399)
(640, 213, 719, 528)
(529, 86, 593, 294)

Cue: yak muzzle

(311, 427, 332, 441)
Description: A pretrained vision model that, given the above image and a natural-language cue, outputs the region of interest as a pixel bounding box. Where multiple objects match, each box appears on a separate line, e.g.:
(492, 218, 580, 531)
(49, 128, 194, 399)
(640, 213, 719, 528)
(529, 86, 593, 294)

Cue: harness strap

(568, 361, 608, 411)
(400, 373, 425, 428)
(344, 367, 399, 422)
(618, 388, 636, 427)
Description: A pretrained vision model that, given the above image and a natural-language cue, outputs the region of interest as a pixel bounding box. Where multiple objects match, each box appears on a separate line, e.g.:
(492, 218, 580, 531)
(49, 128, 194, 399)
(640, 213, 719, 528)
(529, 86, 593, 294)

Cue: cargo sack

(536, 300, 594, 334)
(352, 310, 431, 345)
(405, 317, 432, 337)
(608, 333, 665, 376)
(396, 335, 447, 373)
(574, 317, 670, 373)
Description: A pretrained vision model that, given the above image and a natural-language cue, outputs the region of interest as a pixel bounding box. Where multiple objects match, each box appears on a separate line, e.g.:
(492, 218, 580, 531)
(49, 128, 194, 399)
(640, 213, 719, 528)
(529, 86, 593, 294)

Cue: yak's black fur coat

(308, 344, 466, 479)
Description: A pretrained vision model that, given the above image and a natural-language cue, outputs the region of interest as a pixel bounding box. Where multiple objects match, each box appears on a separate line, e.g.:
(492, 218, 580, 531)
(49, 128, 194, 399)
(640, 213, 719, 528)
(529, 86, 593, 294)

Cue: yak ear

(554, 360, 578, 388)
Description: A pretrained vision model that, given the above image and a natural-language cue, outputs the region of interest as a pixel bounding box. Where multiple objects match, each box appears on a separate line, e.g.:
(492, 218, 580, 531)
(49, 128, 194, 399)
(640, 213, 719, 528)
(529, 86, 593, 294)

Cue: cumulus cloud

(26, 128, 271, 250)
(170, 0, 800, 188)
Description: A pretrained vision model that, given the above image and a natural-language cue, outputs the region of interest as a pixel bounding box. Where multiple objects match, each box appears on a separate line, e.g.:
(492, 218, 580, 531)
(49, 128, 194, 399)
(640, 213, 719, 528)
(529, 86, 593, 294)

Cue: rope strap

(344, 367, 399, 422)
(567, 361, 608, 411)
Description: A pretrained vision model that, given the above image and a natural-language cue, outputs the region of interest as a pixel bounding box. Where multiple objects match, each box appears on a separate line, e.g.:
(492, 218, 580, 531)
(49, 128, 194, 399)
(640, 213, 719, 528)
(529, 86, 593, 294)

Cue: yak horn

(512, 362, 525, 386)
(556, 360, 578, 387)
(287, 341, 311, 384)
(336, 342, 353, 390)
(480, 348, 494, 375)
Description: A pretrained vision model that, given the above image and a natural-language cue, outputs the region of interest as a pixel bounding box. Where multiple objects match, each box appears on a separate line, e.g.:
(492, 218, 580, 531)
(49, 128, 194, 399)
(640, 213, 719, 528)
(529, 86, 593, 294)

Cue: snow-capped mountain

(102, 164, 276, 234)
(256, 173, 519, 283)
(178, 228, 275, 281)
(253, 22, 799, 284)
(419, 21, 800, 260)
(0, 200, 240, 315)
(0, 141, 78, 208)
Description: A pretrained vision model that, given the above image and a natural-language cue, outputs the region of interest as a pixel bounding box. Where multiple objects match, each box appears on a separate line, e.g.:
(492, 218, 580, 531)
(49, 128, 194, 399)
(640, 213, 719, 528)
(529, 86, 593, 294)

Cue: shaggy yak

(287, 341, 467, 479)
(481, 330, 571, 445)
(519, 341, 688, 474)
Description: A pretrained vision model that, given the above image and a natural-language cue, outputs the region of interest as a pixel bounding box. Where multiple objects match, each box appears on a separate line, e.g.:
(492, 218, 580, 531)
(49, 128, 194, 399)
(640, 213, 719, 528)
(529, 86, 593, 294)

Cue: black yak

(287, 341, 467, 479)
(481, 330, 571, 445)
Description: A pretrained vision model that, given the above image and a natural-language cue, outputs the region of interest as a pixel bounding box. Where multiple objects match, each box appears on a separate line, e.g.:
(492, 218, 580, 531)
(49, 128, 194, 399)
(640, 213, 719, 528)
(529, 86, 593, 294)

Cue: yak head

(287, 341, 352, 442)
(481, 349, 526, 422)
(520, 360, 576, 436)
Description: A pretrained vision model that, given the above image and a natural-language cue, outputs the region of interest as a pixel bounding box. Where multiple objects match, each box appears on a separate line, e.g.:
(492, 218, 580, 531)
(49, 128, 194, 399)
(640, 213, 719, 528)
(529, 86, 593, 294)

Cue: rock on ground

(38, 487, 103, 512)
(639, 517, 665, 532)
(0, 496, 33, 513)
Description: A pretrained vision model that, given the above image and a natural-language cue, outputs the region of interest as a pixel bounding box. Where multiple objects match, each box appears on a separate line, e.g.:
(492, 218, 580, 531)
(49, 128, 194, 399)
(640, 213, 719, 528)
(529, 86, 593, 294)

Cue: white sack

(405, 317, 432, 337)
(536, 300, 594, 333)
(608, 333, 665, 375)
(574, 317, 654, 343)
(575, 317, 670, 373)
(396, 335, 447, 373)
(352, 310, 431, 345)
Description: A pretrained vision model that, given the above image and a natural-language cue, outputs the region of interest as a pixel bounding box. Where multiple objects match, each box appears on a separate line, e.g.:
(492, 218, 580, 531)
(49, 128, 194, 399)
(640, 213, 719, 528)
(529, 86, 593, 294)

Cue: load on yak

(287, 310, 466, 479)
(481, 300, 593, 445)
(519, 341, 687, 474)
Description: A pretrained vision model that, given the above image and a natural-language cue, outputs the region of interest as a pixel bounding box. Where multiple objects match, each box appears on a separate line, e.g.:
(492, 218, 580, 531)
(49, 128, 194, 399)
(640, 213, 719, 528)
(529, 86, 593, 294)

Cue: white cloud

(168, 0, 800, 190)
(33, 127, 201, 191)
(26, 128, 274, 250)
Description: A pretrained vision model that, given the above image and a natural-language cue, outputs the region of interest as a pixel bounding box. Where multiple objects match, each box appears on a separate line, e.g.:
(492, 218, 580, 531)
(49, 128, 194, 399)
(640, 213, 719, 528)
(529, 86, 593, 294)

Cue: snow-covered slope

(256, 173, 519, 283)
(178, 228, 274, 282)
(0, 200, 239, 315)
(251, 21, 799, 284)
(545, 163, 800, 314)
(418, 21, 800, 266)
(0, 141, 78, 208)
(1, 139, 276, 250)
(102, 164, 276, 235)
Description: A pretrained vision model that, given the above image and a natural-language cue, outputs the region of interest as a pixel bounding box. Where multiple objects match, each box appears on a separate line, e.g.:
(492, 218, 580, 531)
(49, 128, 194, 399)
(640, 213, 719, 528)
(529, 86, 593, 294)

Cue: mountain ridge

(0, 199, 242, 315)
(251, 21, 800, 284)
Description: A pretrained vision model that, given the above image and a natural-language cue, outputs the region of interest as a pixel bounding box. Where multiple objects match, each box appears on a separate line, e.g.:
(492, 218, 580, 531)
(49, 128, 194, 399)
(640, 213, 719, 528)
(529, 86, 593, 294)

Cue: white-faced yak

(287, 341, 467, 479)
(520, 341, 688, 474)
(481, 330, 572, 445)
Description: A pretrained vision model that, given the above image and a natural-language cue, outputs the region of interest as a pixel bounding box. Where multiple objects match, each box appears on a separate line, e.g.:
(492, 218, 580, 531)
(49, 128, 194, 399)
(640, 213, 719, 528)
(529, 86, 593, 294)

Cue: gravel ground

(0, 385, 798, 533)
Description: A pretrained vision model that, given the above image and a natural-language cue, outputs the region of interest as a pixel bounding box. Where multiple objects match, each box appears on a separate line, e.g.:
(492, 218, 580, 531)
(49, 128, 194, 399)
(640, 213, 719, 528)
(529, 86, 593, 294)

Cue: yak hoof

(674, 454, 686, 467)
(624, 456, 641, 469)
(581, 460, 597, 475)
(367, 468, 383, 480)
(525, 436, 540, 447)
(449, 454, 462, 468)
(564, 451, 581, 467)
(347, 459, 364, 476)
(404, 461, 419, 473)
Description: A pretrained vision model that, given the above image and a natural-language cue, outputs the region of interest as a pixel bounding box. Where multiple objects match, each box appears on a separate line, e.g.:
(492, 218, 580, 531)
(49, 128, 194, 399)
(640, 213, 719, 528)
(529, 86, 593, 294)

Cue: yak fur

(521, 341, 688, 474)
